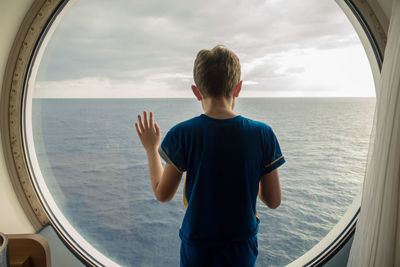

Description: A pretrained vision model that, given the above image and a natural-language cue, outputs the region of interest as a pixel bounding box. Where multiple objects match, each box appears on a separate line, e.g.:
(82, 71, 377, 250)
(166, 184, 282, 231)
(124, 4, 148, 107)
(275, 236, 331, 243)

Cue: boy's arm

(135, 111, 183, 202)
(258, 169, 281, 209)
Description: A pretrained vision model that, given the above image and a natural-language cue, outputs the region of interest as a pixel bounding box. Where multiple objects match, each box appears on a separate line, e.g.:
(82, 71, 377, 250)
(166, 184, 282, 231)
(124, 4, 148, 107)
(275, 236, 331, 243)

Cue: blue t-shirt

(159, 114, 285, 247)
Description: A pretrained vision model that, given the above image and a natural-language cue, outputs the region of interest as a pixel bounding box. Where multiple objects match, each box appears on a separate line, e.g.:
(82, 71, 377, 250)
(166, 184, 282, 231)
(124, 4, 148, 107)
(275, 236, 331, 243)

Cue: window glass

(29, 0, 375, 266)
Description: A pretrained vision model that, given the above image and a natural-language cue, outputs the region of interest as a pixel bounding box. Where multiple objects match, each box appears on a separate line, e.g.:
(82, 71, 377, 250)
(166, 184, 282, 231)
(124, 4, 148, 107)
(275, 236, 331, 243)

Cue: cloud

(34, 0, 374, 97)
(34, 75, 194, 98)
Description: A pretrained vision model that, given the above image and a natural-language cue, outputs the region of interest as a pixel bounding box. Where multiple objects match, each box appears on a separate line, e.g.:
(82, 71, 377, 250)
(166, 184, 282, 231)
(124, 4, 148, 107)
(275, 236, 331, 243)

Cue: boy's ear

(233, 81, 242, 98)
(191, 85, 202, 101)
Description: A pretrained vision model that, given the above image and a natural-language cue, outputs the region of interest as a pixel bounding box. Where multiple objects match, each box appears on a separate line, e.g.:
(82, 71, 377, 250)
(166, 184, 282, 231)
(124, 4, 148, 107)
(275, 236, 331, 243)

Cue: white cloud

(34, 76, 194, 98)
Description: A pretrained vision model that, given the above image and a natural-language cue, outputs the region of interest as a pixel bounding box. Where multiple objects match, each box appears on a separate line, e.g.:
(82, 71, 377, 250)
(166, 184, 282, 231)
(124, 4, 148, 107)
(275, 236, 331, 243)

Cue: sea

(32, 98, 375, 267)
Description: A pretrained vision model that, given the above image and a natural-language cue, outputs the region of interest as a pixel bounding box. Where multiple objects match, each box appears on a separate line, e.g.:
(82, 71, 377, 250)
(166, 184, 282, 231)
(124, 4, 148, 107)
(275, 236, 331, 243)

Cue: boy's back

(160, 114, 284, 244)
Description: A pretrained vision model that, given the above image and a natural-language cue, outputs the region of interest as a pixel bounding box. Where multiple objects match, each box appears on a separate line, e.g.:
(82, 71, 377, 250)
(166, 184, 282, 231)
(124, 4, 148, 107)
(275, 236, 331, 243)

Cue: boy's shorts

(180, 236, 258, 267)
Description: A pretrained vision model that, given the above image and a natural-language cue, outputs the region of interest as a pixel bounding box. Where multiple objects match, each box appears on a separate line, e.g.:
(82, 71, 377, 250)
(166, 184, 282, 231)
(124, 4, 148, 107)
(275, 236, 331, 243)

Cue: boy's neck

(201, 96, 238, 119)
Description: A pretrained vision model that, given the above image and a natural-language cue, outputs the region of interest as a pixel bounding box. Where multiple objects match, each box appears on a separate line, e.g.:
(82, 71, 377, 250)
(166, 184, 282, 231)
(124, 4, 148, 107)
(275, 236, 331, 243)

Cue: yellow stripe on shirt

(183, 173, 188, 209)
(263, 155, 284, 170)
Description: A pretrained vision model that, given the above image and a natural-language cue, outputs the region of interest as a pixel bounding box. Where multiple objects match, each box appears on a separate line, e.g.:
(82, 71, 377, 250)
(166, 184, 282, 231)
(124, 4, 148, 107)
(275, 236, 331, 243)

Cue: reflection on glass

(30, 0, 375, 266)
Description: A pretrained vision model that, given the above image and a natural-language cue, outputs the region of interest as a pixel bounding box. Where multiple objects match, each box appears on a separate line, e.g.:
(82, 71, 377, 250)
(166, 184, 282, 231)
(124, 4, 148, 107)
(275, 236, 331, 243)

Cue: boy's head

(193, 45, 241, 99)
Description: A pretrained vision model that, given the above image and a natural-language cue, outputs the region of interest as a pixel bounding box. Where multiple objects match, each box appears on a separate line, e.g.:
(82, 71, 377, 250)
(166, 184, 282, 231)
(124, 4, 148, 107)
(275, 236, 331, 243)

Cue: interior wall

(0, 0, 35, 234)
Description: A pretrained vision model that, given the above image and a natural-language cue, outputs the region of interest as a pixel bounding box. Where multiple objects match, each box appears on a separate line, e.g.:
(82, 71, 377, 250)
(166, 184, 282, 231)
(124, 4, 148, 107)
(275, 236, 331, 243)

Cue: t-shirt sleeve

(261, 126, 285, 175)
(158, 126, 186, 173)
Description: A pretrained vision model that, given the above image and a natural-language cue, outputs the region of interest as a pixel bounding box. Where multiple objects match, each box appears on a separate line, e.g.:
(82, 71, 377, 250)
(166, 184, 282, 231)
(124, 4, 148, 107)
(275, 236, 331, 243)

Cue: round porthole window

(18, 0, 377, 266)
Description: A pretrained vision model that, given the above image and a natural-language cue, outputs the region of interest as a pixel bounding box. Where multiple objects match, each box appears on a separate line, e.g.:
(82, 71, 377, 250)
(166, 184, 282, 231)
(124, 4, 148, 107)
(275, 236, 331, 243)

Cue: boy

(135, 45, 285, 267)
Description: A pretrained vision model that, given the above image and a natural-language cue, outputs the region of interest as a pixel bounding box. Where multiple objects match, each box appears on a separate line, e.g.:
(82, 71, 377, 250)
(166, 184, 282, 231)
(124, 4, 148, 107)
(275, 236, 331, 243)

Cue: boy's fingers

(154, 122, 160, 135)
(135, 122, 142, 136)
(149, 112, 154, 129)
(143, 111, 149, 129)
(138, 114, 145, 132)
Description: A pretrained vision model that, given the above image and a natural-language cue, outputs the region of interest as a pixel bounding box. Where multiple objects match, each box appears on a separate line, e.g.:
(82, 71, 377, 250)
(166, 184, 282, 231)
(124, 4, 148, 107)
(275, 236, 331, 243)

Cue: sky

(33, 0, 376, 98)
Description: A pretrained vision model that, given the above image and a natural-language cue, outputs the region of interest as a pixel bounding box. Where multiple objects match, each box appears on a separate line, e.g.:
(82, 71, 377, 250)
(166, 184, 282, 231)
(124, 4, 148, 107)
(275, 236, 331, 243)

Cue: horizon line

(32, 96, 376, 99)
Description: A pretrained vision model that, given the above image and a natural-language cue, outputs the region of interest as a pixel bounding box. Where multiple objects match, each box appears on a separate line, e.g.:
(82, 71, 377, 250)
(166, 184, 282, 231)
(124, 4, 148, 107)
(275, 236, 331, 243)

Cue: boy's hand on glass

(135, 111, 161, 152)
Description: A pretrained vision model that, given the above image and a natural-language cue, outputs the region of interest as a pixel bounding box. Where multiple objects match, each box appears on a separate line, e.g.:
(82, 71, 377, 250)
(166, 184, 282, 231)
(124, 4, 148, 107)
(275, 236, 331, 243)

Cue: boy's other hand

(135, 111, 161, 152)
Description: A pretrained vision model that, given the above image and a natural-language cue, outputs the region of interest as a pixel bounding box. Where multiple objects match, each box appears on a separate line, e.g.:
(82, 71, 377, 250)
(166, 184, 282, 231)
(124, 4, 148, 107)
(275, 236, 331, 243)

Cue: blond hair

(193, 45, 241, 98)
